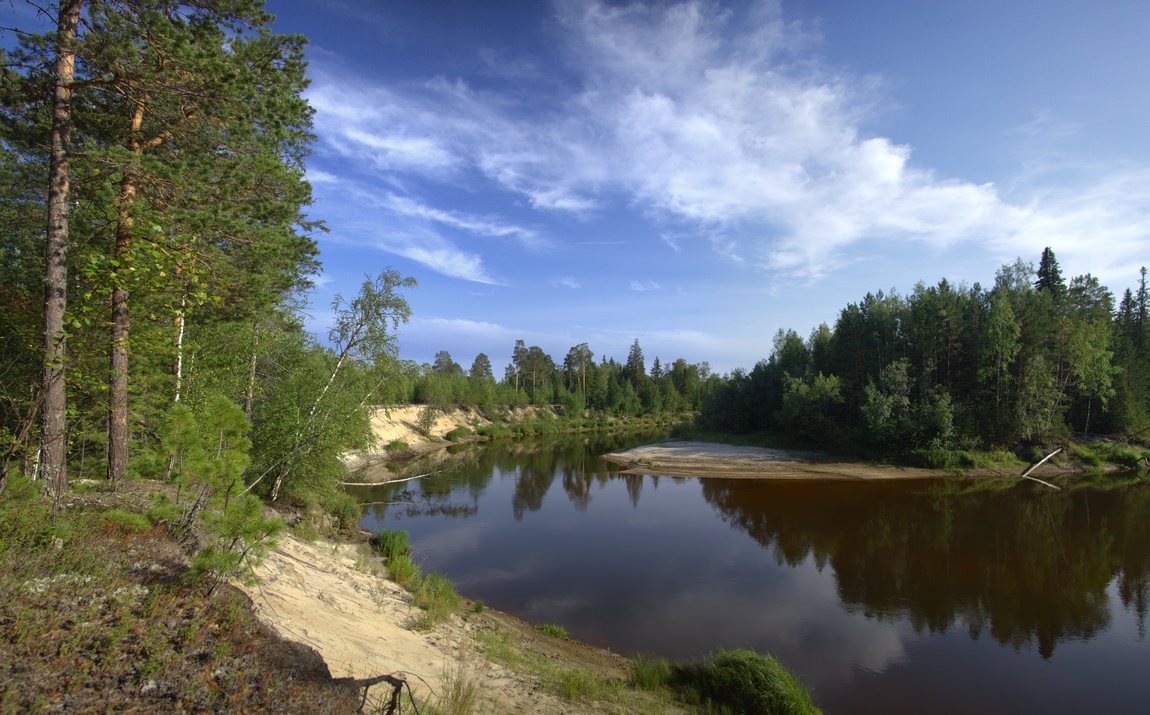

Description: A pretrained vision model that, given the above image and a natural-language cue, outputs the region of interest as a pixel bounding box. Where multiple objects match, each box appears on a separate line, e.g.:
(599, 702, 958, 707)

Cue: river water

(355, 431, 1150, 714)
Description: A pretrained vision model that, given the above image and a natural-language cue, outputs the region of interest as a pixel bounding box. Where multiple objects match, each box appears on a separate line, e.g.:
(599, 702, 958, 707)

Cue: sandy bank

(603, 441, 943, 480)
(240, 533, 633, 714)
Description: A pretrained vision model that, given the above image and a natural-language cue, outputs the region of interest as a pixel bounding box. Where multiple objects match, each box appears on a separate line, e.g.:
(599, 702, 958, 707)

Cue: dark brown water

(355, 433, 1150, 714)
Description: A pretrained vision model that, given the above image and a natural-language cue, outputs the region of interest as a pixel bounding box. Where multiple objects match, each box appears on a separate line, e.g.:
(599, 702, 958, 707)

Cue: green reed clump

(370, 528, 410, 559)
(629, 654, 673, 691)
(411, 573, 461, 629)
(386, 553, 419, 587)
(671, 649, 820, 715)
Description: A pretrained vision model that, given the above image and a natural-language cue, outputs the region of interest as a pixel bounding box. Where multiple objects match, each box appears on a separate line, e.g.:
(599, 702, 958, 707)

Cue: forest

(0, 1, 414, 522)
(3, 0, 1148, 528)
(697, 250, 1150, 461)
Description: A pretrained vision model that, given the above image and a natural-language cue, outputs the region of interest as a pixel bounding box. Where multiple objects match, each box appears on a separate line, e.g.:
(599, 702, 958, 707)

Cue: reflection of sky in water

(358, 453, 1150, 715)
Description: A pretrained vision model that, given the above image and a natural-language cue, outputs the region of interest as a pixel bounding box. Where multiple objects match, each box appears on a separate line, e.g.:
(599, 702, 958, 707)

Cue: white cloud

(630, 280, 662, 291)
(306, 0, 1150, 285)
(379, 194, 544, 249)
(553, 277, 582, 288)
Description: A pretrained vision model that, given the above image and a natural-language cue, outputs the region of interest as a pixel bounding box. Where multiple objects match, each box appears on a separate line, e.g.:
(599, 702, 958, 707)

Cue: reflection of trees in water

(356, 430, 666, 522)
(701, 479, 1150, 658)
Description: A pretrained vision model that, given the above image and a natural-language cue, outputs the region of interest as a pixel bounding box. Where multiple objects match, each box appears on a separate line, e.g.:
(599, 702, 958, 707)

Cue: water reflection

(354, 435, 1150, 714)
(700, 479, 1150, 659)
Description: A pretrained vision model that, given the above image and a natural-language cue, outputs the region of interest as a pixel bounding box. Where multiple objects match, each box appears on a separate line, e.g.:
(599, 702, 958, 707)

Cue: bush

(672, 649, 820, 715)
(385, 439, 409, 452)
(370, 528, 410, 559)
(444, 426, 472, 441)
(416, 406, 438, 437)
(324, 491, 362, 530)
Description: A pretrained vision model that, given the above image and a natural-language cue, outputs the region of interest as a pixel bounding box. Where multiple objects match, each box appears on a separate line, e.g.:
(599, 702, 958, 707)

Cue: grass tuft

(410, 572, 461, 630)
(386, 553, 420, 587)
(385, 439, 410, 452)
(630, 653, 672, 691)
(370, 528, 410, 559)
(535, 622, 569, 639)
(672, 649, 821, 715)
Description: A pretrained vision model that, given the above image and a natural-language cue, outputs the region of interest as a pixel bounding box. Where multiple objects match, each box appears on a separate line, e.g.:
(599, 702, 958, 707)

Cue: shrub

(473, 600, 485, 613)
(444, 426, 472, 441)
(416, 406, 438, 437)
(671, 649, 820, 715)
(1073, 445, 1103, 468)
(385, 439, 409, 452)
(324, 491, 362, 531)
(370, 528, 411, 559)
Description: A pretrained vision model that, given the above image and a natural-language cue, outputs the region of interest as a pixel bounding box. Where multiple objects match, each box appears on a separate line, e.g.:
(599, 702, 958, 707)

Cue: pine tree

(1035, 247, 1067, 305)
(625, 339, 645, 389)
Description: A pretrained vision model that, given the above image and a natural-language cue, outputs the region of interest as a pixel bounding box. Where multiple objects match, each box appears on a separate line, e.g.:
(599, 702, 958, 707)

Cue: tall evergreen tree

(625, 339, 645, 389)
(1035, 247, 1067, 305)
(469, 353, 493, 382)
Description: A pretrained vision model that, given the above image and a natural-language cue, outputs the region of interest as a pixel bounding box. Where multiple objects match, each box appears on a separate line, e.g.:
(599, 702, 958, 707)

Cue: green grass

(472, 599, 485, 613)
(630, 654, 672, 691)
(535, 622, 569, 639)
(385, 439, 410, 452)
(410, 572, 461, 630)
(100, 508, 152, 532)
(550, 666, 601, 702)
(370, 528, 410, 559)
(385, 553, 419, 587)
(444, 426, 472, 441)
(672, 649, 821, 715)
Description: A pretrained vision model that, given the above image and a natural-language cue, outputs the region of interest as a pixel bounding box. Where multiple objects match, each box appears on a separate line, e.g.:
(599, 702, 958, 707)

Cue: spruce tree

(1035, 247, 1067, 304)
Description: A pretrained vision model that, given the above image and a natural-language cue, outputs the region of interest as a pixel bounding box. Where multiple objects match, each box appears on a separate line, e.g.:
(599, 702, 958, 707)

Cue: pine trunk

(108, 101, 143, 485)
(41, 0, 82, 501)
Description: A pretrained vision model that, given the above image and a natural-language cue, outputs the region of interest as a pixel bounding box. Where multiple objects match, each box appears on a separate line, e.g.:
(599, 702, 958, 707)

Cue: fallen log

(1020, 447, 1062, 490)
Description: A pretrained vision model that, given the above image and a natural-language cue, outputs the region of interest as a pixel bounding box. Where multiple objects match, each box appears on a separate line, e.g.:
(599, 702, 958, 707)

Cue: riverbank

(344, 404, 685, 482)
(241, 531, 668, 714)
(0, 479, 693, 713)
(604, 441, 942, 479)
(603, 439, 1148, 481)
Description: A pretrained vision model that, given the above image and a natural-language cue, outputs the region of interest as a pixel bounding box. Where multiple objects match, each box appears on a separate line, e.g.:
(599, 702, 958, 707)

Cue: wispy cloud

(629, 280, 662, 291)
(553, 277, 582, 288)
(306, 0, 1150, 285)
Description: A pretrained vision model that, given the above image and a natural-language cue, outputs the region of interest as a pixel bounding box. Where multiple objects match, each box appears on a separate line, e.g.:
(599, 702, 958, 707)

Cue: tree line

(0, 0, 414, 519)
(698, 249, 1149, 456)
(378, 339, 721, 418)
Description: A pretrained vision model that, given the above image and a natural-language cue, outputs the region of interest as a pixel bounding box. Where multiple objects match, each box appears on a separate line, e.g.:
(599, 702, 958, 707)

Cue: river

(354, 431, 1150, 714)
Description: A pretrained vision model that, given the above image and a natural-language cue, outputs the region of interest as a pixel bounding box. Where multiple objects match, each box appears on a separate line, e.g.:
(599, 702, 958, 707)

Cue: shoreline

(241, 530, 680, 714)
(600, 440, 1104, 480)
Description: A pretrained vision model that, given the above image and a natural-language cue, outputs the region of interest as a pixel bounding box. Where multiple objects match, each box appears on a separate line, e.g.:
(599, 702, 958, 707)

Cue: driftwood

(353, 672, 419, 714)
(1019, 447, 1062, 490)
(342, 467, 452, 488)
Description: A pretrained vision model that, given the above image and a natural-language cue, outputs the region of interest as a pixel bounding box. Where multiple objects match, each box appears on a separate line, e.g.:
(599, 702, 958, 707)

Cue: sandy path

(241, 534, 595, 714)
(603, 441, 942, 480)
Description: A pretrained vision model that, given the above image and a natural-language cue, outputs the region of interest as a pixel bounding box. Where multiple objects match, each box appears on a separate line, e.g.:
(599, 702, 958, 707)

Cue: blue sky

(268, 0, 1150, 374)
